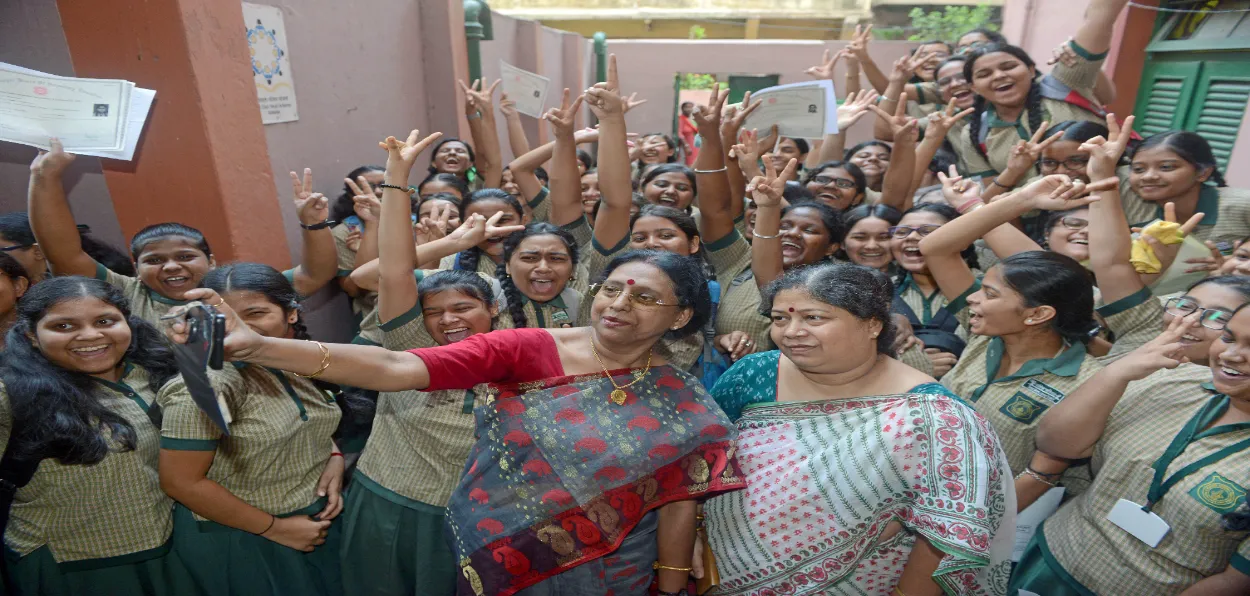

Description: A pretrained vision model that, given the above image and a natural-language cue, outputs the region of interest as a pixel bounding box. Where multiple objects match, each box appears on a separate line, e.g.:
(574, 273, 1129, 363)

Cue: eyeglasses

(589, 283, 682, 308)
(888, 225, 942, 239)
(0, 244, 33, 252)
(1039, 156, 1090, 172)
(937, 74, 968, 87)
(1057, 217, 1088, 231)
(809, 176, 857, 189)
(1164, 297, 1233, 330)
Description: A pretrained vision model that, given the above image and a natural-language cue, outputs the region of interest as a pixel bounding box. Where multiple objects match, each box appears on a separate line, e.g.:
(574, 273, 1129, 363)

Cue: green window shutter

(727, 75, 780, 105)
(1183, 61, 1250, 171)
(1133, 61, 1202, 137)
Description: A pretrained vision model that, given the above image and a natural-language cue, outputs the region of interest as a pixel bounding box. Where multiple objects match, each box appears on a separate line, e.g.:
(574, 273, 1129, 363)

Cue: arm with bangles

(691, 84, 737, 244)
(748, 159, 800, 290)
(376, 130, 443, 323)
(655, 499, 699, 594)
(979, 122, 1058, 203)
(873, 53, 931, 143)
(935, 167, 1043, 260)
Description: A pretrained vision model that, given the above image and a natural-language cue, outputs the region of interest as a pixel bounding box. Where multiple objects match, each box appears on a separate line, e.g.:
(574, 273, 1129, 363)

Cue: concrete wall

(0, 0, 126, 249)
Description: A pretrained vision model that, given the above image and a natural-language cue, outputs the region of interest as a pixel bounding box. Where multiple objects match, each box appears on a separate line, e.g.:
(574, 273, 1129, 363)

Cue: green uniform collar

(895, 273, 943, 322)
(983, 102, 1032, 142)
(970, 339, 1086, 402)
(519, 292, 571, 329)
(1154, 185, 1220, 226)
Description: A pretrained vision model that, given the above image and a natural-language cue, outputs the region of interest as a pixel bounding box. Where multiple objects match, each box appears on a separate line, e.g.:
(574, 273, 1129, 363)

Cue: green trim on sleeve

(379, 302, 423, 332)
(945, 280, 982, 315)
(914, 86, 926, 104)
(527, 186, 550, 208)
(336, 268, 354, 278)
(350, 335, 382, 347)
(1097, 285, 1153, 318)
(591, 233, 630, 257)
(282, 268, 296, 283)
(705, 229, 743, 252)
(160, 437, 219, 451)
(93, 261, 110, 282)
(1231, 552, 1250, 576)
(1066, 39, 1108, 61)
(561, 216, 590, 234)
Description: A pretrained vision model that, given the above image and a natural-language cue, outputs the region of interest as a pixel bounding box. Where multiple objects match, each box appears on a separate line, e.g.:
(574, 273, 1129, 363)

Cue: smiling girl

(496, 224, 580, 329)
(951, 0, 1129, 182)
(0, 277, 195, 595)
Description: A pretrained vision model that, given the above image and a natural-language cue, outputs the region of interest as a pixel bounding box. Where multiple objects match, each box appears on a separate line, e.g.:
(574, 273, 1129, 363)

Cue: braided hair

(962, 43, 1043, 163)
(496, 223, 580, 329)
(455, 189, 525, 273)
(199, 263, 374, 432)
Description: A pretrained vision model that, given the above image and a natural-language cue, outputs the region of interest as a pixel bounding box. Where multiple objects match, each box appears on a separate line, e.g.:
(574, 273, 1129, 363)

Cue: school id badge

(1106, 498, 1171, 547)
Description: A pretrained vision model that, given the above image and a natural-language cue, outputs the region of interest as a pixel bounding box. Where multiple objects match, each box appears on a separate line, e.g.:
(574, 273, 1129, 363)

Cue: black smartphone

(172, 304, 230, 434)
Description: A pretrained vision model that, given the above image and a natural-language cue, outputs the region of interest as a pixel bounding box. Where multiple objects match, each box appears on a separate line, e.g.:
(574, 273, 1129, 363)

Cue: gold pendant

(610, 389, 627, 405)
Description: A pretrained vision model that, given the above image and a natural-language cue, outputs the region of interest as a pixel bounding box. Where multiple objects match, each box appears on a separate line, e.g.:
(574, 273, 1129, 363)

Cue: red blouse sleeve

(407, 328, 564, 391)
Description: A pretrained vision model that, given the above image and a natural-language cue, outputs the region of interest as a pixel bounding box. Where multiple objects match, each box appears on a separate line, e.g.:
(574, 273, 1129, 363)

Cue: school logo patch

(1188, 472, 1247, 514)
(999, 391, 1048, 424)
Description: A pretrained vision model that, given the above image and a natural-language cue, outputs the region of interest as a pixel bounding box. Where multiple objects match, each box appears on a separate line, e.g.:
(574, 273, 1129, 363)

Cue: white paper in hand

(1011, 486, 1064, 562)
(0, 62, 131, 152)
(499, 61, 550, 119)
(743, 80, 837, 140)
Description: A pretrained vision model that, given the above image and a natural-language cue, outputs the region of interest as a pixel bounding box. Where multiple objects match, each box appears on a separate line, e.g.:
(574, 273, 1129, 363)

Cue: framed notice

(243, 3, 298, 124)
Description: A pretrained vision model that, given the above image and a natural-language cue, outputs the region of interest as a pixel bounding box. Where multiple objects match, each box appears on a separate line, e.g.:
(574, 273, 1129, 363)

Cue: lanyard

(1146, 394, 1250, 510)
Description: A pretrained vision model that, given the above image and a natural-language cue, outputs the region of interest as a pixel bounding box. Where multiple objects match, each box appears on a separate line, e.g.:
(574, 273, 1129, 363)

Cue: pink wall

(611, 39, 919, 147)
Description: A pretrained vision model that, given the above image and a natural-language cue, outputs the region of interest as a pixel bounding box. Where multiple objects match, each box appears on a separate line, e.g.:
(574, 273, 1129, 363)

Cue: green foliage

(680, 73, 717, 90)
(688, 25, 707, 40)
(906, 3, 998, 42)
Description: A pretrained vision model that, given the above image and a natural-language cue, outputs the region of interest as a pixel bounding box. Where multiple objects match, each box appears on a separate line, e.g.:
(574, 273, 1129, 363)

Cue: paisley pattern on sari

(446, 365, 746, 596)
(705, 388, 1015, 595)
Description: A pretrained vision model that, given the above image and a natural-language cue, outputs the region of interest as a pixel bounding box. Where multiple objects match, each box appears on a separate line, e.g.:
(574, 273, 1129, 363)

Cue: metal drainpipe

(463, 0, 493, 84)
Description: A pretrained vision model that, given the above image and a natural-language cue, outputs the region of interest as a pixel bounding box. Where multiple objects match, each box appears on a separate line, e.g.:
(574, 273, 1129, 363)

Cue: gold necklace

(589, 338, 652, 405)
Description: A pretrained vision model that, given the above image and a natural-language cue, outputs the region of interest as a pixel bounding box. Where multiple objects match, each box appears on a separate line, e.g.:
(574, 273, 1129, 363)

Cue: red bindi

(788, 307, 795, 312)
(626, 279, 635, 285)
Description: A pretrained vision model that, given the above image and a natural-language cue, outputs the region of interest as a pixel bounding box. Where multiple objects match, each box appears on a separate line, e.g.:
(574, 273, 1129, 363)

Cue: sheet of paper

(0, 62, 155, 161)
(742, 79, 837, 140)
(499, 61, 550, 118)
(0, 62, 132, 151)
(1011, 486, 1064, 562)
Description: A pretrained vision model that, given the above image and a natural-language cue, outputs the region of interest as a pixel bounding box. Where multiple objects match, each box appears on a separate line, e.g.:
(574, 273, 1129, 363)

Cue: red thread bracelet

(330, 452, 344, 458)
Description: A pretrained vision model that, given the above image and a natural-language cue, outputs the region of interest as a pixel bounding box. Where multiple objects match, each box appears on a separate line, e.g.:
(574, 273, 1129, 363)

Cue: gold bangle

(894, 587, 909, 596)
(293, 341, 331, 379)
(652, 562, 693, 572)
(1015, 468, 1059, 487)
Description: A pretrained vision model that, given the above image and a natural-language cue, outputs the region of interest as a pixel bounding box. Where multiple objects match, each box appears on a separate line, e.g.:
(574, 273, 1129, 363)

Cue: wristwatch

(300, 219, 338, 231)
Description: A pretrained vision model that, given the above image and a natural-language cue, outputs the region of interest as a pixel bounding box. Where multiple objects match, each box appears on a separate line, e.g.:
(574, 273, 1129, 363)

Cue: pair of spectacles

(1057, 217, 1088, 231)
(1164, 297, 1233, 330)
(937, 75, 968, 87)
(1039, 156, 1090, 171)
(888, 225, 942, 239)
(0, 243, 33, 252)
(808, 176, 857, 189)
(589, 283, 682, 308)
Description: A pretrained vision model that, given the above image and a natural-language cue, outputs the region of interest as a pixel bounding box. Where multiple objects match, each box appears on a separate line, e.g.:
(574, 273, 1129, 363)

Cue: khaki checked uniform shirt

(94, 263, 187, 328)
(331, 223, 381, 343)
(1096, 286, 1164, 365)
(941, 283, 1103, 496)
(0, 366, 173, 563)
(950, 42, 1107, 179)
(706, 230, 770, 355)
(1042, 364, 1250, 593)
(159, 363, 340, 518)
(355, 303, 480, 507)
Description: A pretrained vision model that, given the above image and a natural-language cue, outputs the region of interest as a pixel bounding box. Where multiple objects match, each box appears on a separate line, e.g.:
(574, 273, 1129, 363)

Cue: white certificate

(1011, 486, 1065, 562)
(0, 63, 131, 151)
(499, 61, 550, 119)
(743, 80, 837, 140)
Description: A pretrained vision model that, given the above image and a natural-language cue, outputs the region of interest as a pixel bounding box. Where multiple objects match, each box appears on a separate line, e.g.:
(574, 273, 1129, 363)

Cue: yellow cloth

(1130, 220, 1185, 274)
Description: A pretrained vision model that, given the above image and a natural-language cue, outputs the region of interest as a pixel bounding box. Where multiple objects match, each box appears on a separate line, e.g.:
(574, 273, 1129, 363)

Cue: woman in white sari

(701, 262, 1016, 595)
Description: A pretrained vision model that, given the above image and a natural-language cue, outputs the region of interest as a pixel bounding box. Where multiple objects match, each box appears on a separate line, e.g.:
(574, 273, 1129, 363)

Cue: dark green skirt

(1009, 529, 1096, 596)
(3, 540, 201, 596)
(339, 474, 456, 596)
(172, 500, 342, 596)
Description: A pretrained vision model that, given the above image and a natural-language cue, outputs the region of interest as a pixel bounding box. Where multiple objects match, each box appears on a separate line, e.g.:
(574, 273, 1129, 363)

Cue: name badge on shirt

(1107, 498, 1170, 547)
(1023, 379, 1065, 404)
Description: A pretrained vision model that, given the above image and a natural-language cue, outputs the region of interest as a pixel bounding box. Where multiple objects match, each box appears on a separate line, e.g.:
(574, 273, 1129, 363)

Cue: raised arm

(1036, 315, 1192, 459)
(691, 84, 735, 243)
(1073, 0, 1130, 57)
(981, 122, 1056, 203)
(27, 139, 97, 277)
(721, 91, 763, 219)
(460, 79, 504, 189)
(910, 101, 974, 194)
(587, 55, 634, 250)
(874, 54, 928, 142)
(934, 166, 1043, 259)
(1084, 114, 1145, 303)
(817, 89, 878, 163)
(870, 100, 920, 212)
(286, 168, 338, 296)
(375, 130, 442, 322)
(346, 180, 382, 270)
(749, 159, 800, 289)
(544, 90, 589, 227)
(499, 94, 532, 161)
